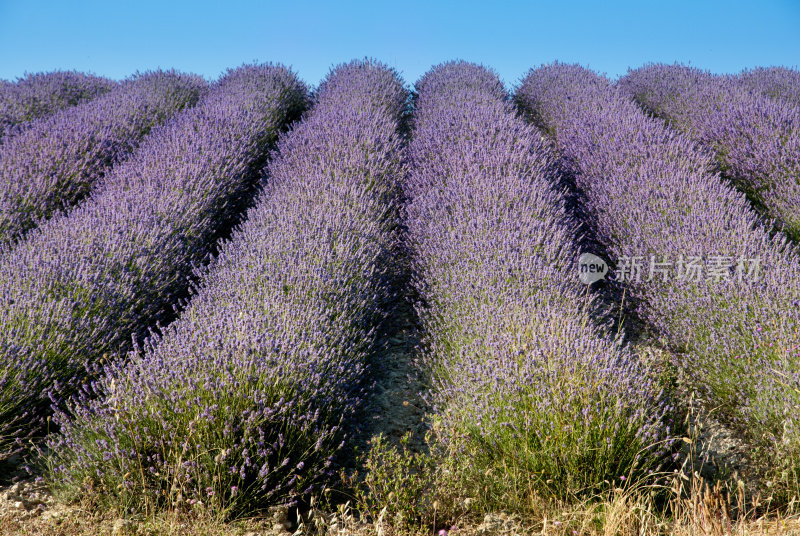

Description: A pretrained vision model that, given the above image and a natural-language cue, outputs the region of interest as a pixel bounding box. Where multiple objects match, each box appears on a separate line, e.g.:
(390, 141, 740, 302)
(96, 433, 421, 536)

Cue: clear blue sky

(1, 0, 798, 88)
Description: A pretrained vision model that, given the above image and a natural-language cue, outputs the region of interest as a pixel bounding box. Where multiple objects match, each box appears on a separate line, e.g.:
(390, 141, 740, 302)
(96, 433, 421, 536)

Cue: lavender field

(0, 59, 799, 535)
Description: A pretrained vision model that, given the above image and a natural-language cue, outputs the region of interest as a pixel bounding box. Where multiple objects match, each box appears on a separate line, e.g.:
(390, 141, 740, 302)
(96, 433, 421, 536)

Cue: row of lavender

(0, 70, 207, 247)
(0, 64, 307, 458)
(516, 64, 800, 491)
(47, 60, 407, 515)
(619, 64, 800, 241)
(0, 70, 116, 141)
(406, 62, 670, 498)
(739, 66, 800, 106)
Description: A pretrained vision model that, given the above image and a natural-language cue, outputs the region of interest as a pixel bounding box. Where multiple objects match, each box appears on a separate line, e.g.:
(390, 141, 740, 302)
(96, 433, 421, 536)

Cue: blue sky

(1, 0, 798, 88)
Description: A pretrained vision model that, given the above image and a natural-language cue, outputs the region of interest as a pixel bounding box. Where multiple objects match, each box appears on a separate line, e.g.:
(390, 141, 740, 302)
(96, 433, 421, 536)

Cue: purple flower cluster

(0, 70, 207, 246)
(314, 57, 408, 117)
(739, 66, 800, 107)
(406, 61, 670, 496)
(517, 63, 800, 478)
(0, 64, 307, 458)
(0, 70, 116, 140)
(48, 59, 406, 515)
(619, 63, 800, 241)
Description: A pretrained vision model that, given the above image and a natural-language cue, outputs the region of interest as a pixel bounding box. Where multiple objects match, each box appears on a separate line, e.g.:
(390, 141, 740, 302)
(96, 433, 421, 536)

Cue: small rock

(112, 518, 136, 535)
(42, 509, 63, 523)
(476, 513, 522, 536)
(476, 514, 503, 534)
(268, 505, 292, 531)
(269, 505, 289, 523)
(11, 500, 27, 511)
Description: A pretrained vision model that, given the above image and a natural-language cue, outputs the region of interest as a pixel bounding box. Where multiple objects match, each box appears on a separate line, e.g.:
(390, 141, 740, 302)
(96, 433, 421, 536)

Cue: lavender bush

(739, 66, 800, 107)
(0, 70, 116, 140)
(47, 59, 406, 516)
(619, 64, 800, 242)
(314, 58, 408, 116)
(406, 61, 671, 501)
(0, 70, 207, 246)
(0, 63, 307, 459)
(518, 63, 800, 496)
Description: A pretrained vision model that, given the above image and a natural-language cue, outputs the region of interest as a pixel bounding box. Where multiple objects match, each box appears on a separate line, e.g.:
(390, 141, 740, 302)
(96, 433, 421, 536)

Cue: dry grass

(0, 508, 301, 536)
(4, 474, 800, 536)
(4, 417, 799, 535)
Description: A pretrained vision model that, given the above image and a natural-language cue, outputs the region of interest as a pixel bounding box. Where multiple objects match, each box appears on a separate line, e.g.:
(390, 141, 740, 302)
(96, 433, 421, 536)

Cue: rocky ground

(361, 297, 429, 451)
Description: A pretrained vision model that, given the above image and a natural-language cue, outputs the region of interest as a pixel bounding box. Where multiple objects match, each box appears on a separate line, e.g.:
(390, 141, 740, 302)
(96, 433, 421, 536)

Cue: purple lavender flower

(0, 70, 207, 246)
(518, 63, 800, 486)
(739, 66, 800, 107)
(407, 61, 671, 497)
(0, 70, 116, 141)
(0, 64, 307, 458)
(47, 59, 406, 515)
(619, 63, 800, 241)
